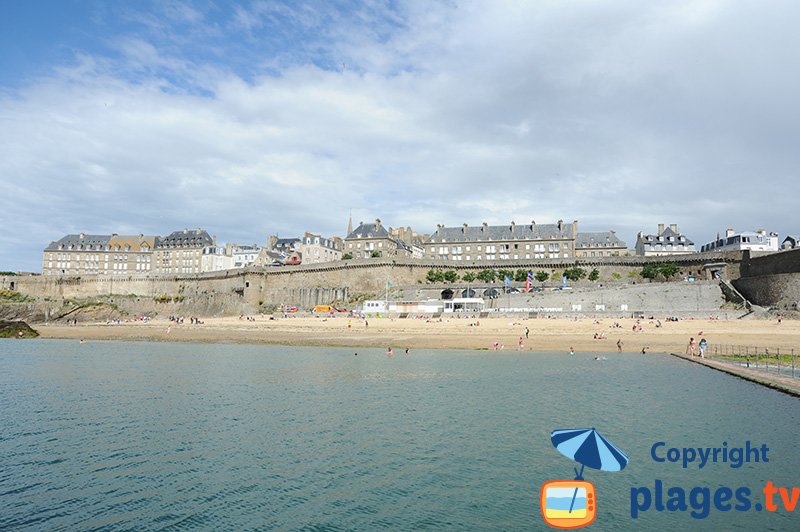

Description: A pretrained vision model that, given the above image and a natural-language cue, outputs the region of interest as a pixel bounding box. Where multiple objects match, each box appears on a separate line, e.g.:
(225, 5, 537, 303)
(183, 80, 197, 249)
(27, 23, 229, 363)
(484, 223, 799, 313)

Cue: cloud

(1, 0, 799, 271)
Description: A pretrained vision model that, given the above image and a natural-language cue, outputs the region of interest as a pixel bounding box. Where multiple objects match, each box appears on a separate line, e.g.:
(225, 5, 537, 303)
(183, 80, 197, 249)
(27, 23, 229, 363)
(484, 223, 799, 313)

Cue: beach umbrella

(551, 428, 629, 476)
(550, 428, 629, 514)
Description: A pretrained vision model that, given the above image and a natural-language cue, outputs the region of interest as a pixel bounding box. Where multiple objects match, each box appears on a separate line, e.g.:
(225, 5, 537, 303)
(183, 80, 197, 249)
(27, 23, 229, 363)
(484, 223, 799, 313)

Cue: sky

(1, 0, 798, 272)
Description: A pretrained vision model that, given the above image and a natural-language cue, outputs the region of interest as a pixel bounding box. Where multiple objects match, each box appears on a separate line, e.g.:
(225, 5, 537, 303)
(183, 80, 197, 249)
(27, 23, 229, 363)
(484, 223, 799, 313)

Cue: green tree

(658, 263, 680, 280)
(535, 271, 549, 283)
(612, 272, 622, 280)
(477, 269, 497, 282)
(426, 269, 444, 283)
(640, 264, 659, 280)
(342, 253, 353, 260)
(443, 270, 459, 283)
(370, 250, 381, 258)
(588, 268, 600, 282)
(461, 271, 476, 283)
(514, 269, 528, 282)
(496, 269, 513, 282)
(563, 267, 587, 282)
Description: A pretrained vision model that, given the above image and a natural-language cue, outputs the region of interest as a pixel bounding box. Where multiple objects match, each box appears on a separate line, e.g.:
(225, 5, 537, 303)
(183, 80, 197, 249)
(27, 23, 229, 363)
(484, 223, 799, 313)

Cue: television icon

(540, 480, 596, 529)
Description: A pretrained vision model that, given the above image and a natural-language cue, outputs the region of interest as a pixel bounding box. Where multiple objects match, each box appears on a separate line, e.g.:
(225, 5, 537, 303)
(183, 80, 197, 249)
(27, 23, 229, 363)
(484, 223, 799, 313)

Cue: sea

(1, 340, 798, 530)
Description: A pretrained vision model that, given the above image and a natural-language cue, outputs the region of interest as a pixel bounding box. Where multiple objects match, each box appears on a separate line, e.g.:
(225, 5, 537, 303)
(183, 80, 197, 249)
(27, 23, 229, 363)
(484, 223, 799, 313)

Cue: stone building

(42, 233, 155, 276)
(574, 231, 627, 258)
(424, 220, 578, 262)
(153, 229, 214, 275)
(635, 224, 696, 257)
(344, 219, 414, 259)
(297, 232, 342, 264)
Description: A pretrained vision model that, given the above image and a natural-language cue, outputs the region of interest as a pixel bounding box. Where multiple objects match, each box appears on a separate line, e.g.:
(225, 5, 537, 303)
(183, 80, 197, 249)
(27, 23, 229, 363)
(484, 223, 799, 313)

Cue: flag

(526, 271, 532, 292)
(504, 275, 511, 287)
(562, 274, 568, 289)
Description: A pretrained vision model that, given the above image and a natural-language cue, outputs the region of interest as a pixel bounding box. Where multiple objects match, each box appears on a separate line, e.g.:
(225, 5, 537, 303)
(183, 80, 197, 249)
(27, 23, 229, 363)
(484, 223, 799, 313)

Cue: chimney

(111, 233, 118, 237)
(670, 223, 678, 233)
(572, 220, 578, 238)
(482, 222, 488, 233)
(658, 223, 665, 234)
(462, 223, 468, 234)
(726, 228, 735, 237)
(510, 221, 516, 233)
(375, 218, 382, 231)
(530, 220, 536, 232)
(558, 219, 564, 232)
(268, 235, 278, 250)
(79, 232, 85, 239)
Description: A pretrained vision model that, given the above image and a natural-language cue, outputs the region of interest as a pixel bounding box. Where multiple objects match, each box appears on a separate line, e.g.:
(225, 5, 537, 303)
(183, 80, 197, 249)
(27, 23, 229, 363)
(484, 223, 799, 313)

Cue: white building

(635, 223, 696, 257)
(701, 229, 779, 253)
(200, 243, 261, 272)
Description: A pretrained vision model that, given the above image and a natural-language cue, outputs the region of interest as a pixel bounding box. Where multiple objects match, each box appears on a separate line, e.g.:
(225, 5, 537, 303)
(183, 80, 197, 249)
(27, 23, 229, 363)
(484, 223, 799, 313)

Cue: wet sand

(34, 315, 799, 354)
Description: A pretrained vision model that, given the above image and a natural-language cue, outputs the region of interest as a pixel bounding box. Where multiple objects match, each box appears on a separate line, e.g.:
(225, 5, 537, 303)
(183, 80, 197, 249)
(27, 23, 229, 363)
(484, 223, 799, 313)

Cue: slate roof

(575, 231, 627, 248)
(346, 222, 390, 240)
(155, 229, 214, 249)
(275, 237, 301, 250)
(638, 226, 694, 246)
(45, 234, 112, 251)
(425, 222, 573, 244)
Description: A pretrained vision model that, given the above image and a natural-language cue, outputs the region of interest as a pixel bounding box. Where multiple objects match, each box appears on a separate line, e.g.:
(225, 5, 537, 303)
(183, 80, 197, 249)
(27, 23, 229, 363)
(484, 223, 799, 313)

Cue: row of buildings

(41, 219, 796, 276)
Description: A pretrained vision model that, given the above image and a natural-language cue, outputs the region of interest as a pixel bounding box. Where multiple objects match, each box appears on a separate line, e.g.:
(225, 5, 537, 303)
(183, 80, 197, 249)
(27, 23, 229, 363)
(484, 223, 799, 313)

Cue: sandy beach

(34, 315, 800, 354)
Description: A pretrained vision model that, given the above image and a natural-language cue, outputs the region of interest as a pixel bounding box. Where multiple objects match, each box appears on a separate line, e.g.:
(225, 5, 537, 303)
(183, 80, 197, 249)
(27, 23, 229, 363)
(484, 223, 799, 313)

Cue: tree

(588, 268, 600, 282)
(535, 271, 549, 283)
(342, 253, 353, 260)
(514, 269, 528, 282)
(658, 263, 680, 280)
(496, 269, 513, 282)
(443, 270, 459, 283)
(370, 250, 381, 258)
(563, 267, 587, 282)
(426, 269, 444, 283)
(461, 271, 476, 283)
(477, 269, 497, 282)
(640, 264, 659, 281)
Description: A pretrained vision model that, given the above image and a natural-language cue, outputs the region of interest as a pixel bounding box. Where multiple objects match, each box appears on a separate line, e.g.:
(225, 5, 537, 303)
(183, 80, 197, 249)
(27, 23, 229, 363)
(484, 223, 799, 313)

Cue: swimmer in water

(569, 347, 575, 356)
(387, 347, 393, 357)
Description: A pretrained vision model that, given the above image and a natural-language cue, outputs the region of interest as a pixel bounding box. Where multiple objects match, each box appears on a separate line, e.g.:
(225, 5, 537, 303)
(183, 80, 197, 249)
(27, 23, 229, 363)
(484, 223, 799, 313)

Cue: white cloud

(1, 0, 799, 271)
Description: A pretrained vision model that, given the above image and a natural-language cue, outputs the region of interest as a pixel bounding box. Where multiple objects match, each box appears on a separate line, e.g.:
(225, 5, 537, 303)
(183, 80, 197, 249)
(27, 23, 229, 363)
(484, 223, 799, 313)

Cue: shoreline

(27, 316, 799, 353)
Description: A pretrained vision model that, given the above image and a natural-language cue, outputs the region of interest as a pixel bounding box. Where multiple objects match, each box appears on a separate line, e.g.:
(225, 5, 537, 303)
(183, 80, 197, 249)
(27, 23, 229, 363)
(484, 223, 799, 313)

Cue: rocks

(0, 320, 39, 338)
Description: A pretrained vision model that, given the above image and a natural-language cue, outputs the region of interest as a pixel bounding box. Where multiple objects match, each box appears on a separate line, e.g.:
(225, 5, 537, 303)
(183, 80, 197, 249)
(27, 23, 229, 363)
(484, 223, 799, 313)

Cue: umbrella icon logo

(540, 428, 629, 529)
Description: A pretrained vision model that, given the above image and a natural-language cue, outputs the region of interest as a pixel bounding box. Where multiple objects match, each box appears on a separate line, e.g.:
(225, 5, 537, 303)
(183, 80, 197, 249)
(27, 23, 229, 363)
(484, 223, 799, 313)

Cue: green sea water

(1, 340, 798, 530)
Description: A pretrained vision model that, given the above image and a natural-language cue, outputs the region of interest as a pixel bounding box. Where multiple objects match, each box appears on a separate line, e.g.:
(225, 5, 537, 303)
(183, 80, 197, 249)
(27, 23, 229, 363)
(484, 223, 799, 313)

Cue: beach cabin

(362, 300, 387, 313)
(443, 298, 486, 313)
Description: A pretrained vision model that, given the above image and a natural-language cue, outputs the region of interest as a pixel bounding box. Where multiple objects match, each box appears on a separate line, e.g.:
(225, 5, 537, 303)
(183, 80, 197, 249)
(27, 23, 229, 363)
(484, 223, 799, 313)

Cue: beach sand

(34, 315, 800, 354)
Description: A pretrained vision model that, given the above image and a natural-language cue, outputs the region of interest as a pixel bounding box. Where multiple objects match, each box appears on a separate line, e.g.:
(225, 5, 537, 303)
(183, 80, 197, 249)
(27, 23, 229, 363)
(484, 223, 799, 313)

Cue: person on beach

(492, 342, 499, 350)
(569, 347, 575, 356)
(617, 339, 623, 352)
(347, 320, 352, 330)
(688, 337, 697, 357)
(524, 327, 529, 339)
(641, 346, 649, 354)
(518, 337, 525, 351)
(699, 338, 707, 358)
(387, 346, 393, 357)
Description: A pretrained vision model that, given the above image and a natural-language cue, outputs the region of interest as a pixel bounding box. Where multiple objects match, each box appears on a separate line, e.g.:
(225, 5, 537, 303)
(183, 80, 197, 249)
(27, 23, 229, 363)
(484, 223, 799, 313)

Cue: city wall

(0, 252, 766, 320)
(732, 248, 800, 310)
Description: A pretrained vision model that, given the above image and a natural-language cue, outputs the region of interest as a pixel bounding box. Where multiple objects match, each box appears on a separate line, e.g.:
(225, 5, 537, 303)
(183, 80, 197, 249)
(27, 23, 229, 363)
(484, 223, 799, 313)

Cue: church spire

(347, 209, 353, 236)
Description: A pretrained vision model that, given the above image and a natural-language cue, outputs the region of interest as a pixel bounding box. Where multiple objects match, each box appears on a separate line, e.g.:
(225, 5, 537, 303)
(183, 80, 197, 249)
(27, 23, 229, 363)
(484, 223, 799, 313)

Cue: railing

(707, 344, 799, 379)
